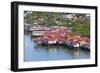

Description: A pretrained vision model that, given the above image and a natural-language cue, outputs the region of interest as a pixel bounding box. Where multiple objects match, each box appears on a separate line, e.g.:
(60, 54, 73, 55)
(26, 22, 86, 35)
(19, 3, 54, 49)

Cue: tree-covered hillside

(24, 11, 90, 37)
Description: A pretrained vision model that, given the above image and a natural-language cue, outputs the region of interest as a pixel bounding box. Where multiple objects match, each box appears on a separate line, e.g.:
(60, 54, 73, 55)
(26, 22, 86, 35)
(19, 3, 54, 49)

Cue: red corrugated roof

(34, 28, 90, 47)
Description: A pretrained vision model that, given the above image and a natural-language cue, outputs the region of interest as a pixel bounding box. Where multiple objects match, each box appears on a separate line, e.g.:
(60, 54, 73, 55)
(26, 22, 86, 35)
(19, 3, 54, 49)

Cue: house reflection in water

(34, 44, 89, 60)
(73, 49, 81, 58)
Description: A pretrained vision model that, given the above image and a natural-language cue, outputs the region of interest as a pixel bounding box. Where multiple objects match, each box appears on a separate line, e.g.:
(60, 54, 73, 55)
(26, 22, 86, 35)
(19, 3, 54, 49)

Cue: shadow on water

(35, 44, 90, 59)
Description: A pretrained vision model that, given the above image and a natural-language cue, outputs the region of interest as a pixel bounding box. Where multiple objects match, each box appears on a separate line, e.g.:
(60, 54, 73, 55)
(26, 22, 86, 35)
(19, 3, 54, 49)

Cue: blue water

(24, 33, 90, 62)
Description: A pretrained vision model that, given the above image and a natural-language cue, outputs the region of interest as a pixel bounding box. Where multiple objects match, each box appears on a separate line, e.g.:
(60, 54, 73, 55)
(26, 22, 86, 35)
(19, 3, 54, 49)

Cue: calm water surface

(24, 33, 90, 62)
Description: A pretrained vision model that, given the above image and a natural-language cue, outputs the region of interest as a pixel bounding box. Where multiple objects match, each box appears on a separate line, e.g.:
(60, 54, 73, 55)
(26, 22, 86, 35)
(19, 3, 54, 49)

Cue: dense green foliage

(24, 11, 63, 26)
(24, 11, 90, 37)
(72, 19, 90, 37)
